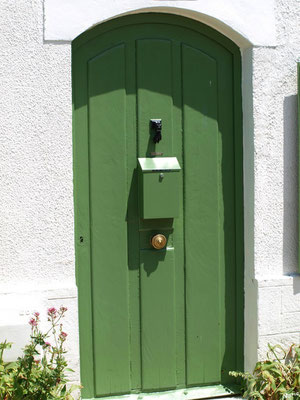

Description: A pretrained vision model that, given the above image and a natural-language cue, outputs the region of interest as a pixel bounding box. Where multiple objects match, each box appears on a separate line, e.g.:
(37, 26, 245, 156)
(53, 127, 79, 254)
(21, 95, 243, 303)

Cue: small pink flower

(60, 306, 68, 313)
(44, 341, 51, 347)
(47, 307, 57, 316)
(34, 312, 40, 317)
(29, 318, 37, 327)
(60, 331, 68, 340)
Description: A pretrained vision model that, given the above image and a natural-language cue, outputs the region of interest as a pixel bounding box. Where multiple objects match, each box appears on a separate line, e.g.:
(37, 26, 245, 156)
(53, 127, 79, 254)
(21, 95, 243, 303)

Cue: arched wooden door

(72, 13, 244, 399)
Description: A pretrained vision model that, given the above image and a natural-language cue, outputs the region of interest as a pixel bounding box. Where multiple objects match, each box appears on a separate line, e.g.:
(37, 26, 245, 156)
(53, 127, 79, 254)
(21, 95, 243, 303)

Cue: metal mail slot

(138, 157, 181, 219)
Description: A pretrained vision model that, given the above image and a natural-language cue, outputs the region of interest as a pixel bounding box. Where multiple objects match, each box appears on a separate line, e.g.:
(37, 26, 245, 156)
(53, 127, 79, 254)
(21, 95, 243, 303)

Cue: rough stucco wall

(0, 0, 299, 390)
(0, 0, 79, 383)
(253, 0, 300, 357)
(0, 0, 73, 290)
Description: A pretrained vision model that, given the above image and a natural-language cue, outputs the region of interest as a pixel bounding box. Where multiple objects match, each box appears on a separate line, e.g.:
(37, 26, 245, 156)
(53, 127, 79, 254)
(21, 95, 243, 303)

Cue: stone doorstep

(79, 383, 243, 400)
(209, 398, 242, 400)
(80, 397, 243, 400)
(179, 397, 243, 400)
(86, 392, 243, 400)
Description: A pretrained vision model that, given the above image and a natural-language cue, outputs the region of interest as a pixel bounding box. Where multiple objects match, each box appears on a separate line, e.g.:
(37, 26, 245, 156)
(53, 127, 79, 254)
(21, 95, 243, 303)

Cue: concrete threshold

(89, 388, 243, 400)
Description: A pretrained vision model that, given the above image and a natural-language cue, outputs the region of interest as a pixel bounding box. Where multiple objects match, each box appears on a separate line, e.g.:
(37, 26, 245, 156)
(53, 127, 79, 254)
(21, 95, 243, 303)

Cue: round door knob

(151, 234, 167, 250)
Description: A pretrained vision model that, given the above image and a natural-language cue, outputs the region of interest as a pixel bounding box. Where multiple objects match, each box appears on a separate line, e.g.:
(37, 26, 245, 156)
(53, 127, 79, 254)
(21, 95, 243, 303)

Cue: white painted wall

(251, 0, 300, 355)
(0, 0, 299, 391)
(44, 0, 276, 47)
(0, 0, 79, 383)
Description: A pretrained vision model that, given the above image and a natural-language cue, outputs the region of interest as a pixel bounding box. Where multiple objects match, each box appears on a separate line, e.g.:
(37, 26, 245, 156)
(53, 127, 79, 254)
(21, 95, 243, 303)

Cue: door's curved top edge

(71, 13, 240, 57)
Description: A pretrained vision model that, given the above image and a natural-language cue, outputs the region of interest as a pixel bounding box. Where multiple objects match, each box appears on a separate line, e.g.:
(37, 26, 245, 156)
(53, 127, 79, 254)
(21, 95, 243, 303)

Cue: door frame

(72, 13, 244, 399)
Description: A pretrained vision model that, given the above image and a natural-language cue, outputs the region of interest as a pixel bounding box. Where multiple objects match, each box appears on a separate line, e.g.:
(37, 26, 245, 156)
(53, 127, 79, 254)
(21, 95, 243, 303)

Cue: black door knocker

(150, 119, 162, 143)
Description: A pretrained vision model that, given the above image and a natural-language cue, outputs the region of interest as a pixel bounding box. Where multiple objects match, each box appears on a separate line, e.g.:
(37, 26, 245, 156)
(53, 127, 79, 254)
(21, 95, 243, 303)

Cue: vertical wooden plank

(136, 39, 177, 390)
(72, 52, 95, 399)
(88, 45, 131, 396)
(171, 40, 186, 388)
(140, 249, 177, 390)
(125, 40, 141, 391)
(136, 39, 174, 157)
(218, 49, 240, 382)
(182, 44, 221, 385)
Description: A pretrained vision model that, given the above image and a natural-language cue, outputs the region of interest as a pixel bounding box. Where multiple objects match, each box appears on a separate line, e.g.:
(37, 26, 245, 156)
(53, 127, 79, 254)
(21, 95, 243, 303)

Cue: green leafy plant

(230, 343, 300, 400)
(0, 307, 81, 400)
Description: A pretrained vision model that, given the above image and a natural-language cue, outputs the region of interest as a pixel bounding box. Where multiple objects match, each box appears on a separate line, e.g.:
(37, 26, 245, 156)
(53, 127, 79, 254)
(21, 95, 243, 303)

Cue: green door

(72, 13, 243, 399)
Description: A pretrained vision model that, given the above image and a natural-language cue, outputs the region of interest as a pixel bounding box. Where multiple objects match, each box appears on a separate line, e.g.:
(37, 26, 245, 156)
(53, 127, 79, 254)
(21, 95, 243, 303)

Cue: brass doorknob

(151, 234, 167, 250)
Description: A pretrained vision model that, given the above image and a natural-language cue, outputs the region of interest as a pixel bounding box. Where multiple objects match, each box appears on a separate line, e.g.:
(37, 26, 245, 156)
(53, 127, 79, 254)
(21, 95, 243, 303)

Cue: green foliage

(230, 343, 300, 400)
(0, 307, 81, 400)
